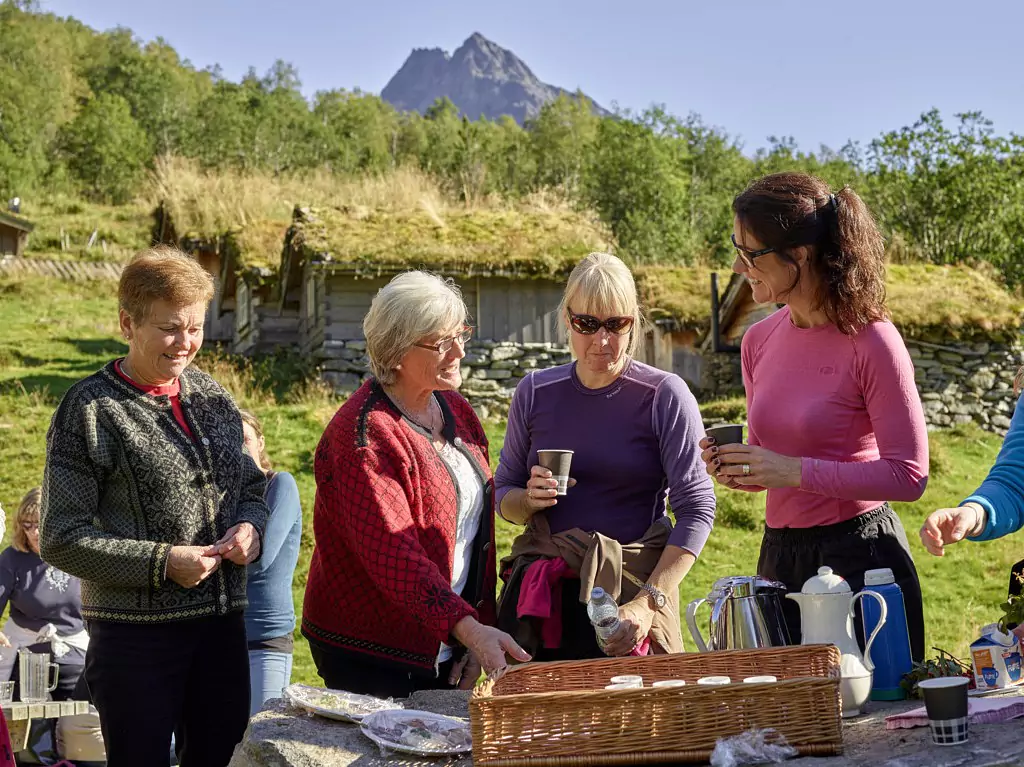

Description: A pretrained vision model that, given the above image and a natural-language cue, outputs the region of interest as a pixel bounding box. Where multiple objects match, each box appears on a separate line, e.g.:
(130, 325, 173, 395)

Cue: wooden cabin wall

(724, 291, 778, 345)
(309, 274, 567, 349)
(195, 249, 234, 344)
(468, 278, 565, 343)
(235, 278, 300, 356)
(233, 279, 258, 356)
(0, 225, 20, 257)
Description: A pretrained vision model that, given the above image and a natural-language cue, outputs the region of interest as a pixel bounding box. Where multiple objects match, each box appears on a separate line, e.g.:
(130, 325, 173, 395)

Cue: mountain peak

(381, 33, 607, 124)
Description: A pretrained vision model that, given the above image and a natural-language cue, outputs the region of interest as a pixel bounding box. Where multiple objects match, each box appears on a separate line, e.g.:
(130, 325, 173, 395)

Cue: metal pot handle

(685, 597, 710, 652)
(851, 590, 888, 672)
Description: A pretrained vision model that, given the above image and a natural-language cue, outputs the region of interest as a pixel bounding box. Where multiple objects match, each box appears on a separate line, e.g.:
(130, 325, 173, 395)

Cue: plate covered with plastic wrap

(283, 684, 400, 723)
(360, 709, 472, 755)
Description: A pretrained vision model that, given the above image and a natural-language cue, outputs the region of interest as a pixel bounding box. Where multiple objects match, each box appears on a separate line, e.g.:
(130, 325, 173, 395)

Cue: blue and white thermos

(862, 567, 913, 700)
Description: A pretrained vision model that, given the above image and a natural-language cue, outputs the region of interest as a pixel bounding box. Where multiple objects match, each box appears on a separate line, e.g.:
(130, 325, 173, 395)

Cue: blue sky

(38, 0, 1024, 154)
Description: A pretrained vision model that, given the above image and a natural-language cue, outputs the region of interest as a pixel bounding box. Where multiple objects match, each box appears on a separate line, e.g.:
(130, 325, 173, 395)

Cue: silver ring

(742, 464, 751, 476)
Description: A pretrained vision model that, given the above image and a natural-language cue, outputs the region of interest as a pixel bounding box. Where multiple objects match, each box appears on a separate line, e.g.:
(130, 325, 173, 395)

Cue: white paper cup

(696, 676, 732, 685)
(651, 680, 687, 688)
(743, 675, 778, 684)
(609, 675, 643, 688)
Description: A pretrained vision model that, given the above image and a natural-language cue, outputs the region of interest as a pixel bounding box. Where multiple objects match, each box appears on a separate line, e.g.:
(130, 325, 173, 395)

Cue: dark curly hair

(733, 172, 887, 336)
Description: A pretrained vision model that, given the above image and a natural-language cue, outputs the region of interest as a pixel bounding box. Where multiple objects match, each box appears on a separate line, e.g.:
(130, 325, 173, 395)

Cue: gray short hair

(364, 271, 469, 385)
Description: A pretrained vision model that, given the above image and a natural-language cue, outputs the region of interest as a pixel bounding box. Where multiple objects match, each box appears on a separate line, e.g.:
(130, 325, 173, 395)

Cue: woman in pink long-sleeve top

(699, 172, 929, 661)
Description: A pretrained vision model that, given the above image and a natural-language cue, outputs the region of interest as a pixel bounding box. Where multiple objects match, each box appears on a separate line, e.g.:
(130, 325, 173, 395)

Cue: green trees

(867, 110, 1024, 284)
(58, 93, 150, 203)
(3, 4, 1024, 285)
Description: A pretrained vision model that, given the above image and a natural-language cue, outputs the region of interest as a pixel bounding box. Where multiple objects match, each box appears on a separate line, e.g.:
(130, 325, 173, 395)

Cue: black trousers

(85, 612, 250, 767)
(532, 579, 605, 662)
(757, 503, 926, 663)
(309, 641, 455, 699)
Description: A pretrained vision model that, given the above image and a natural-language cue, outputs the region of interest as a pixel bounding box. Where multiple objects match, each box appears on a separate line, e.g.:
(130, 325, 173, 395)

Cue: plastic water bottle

(861, 568, 913, 700)
(587, 587, 620, 647)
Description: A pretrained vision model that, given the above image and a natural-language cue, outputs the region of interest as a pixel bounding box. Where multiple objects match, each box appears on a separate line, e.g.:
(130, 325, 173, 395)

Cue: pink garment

(742, 309, 929, 528)
(885, 695, 1024, 729)
(516, 559, 652, 655)
(518, 558, 576, 649)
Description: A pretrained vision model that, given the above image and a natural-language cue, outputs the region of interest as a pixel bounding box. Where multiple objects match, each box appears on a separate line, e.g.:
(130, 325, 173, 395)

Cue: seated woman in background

(241, 409, 302, 716)
(495, 252, 716, 660)
(0, 487, 86, 700)
(700, 172, 929, 660)
(920, 370, 1024, 636)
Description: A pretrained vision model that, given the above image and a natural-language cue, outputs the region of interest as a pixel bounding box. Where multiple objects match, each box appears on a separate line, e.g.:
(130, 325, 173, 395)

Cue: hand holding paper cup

(537, 450, 573, 496)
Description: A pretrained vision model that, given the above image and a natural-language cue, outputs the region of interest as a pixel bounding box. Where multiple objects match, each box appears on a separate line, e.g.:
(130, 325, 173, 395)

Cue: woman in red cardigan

(303, 271, 529, 698)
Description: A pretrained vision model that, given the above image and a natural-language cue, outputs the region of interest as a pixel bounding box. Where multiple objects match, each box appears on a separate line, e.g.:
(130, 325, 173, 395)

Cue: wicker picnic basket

(470, 644, 843, 766)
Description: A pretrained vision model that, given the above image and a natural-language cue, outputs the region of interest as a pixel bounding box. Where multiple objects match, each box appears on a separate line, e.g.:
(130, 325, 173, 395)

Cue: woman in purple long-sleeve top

(495, 252, 716, 659)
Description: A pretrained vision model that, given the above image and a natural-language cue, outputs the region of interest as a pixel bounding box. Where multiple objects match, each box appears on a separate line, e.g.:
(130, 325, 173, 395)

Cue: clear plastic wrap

(282, 683, 401, 722)
(709, 727, 798, 767)
(360, 709, 472, 756)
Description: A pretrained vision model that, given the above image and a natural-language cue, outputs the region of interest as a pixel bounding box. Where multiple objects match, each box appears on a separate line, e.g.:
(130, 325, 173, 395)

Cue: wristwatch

(640, 583, 668, 610)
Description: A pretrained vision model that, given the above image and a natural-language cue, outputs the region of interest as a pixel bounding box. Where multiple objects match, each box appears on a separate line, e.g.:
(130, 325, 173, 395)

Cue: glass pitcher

(18, 650, 58, 704)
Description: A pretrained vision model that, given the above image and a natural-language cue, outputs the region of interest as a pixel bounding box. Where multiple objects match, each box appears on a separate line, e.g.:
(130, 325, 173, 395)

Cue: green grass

(19, 194, 154, 262)
(0, 275, 1019, 687)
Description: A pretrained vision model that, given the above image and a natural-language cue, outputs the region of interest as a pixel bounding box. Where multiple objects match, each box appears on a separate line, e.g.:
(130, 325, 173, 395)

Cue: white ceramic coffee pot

(786, 566, 888, 717)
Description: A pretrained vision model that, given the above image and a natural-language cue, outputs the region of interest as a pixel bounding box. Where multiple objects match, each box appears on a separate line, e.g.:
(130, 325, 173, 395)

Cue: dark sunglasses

(567, 307, 634, 335)
(731, 233, 776, 269)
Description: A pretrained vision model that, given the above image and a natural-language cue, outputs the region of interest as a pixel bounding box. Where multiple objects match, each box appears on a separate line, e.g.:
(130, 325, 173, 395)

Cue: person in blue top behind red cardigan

(302, 271, 529, 699)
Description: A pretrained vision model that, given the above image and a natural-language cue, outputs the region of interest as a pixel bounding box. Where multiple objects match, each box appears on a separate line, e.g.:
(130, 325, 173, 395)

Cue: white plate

(282, 684, 400, 722)
(360, 709, 472, 756)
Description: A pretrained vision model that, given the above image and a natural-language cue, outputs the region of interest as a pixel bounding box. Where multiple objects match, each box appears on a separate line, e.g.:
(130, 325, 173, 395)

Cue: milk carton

(970, 623, 1023, 691)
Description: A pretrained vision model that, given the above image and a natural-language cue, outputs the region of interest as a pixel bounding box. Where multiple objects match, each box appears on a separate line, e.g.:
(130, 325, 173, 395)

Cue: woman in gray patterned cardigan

(40, 245, 269, 767)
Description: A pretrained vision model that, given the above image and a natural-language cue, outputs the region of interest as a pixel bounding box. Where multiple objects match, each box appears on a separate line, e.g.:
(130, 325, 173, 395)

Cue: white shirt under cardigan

(436, 441, 485, 664)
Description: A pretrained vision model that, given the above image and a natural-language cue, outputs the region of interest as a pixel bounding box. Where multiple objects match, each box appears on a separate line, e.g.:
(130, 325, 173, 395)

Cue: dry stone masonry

(702, 339, 1023, 436)
(316, 334, 1021, 434)
(909, 339, 1022, 434)
(316, 339, 572, 421)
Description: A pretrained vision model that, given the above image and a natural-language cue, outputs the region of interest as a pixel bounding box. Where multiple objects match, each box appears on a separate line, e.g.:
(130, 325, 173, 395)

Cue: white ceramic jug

(785, 566, 888, 717)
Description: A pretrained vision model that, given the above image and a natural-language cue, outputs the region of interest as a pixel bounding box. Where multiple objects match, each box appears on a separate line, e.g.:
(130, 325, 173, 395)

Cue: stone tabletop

(230, 689, 1024, 767)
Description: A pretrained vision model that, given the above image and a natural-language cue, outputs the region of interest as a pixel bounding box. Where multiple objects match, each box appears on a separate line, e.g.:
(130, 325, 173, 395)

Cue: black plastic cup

(918, 677, 969, 746)
(537, 450, 573, 496)
(705, 424, 744, 446)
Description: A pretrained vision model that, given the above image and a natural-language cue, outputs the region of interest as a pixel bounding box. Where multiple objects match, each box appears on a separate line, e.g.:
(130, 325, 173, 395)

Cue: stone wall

(909, 339, 1021, 434)
(699, 339, 1023, 435)
(317, 338, 572, 420)
(316, 335, 1022, 432)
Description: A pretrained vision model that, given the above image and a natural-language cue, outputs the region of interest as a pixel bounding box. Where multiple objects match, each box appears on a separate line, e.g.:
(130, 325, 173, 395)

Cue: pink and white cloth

(885, 695, 1024, 730)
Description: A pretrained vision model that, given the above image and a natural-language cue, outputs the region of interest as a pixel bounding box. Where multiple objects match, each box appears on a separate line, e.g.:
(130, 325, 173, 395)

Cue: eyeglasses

(21, 522, 39, 532)
(731, 233, 776, 269)
(413, 326, 473, 354)
(567, 307, 634, 336)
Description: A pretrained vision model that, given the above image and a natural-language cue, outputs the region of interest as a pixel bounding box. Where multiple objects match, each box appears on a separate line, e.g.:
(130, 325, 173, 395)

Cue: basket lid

(798, 566, 851, 595)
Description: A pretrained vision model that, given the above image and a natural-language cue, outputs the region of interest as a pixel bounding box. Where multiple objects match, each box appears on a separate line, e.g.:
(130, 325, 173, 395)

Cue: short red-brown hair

(118, 245, 215, 322)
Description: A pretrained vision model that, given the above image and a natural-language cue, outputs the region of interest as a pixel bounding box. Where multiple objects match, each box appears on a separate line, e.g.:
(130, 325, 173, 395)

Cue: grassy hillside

(1, 274, 1020, 687)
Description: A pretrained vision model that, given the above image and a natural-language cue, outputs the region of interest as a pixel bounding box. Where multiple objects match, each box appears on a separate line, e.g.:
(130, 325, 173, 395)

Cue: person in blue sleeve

(920, 377, 1024, 550)
(240, 410, 302, 716)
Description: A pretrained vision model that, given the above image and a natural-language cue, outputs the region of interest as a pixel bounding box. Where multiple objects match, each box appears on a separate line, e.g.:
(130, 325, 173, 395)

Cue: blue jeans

(248, 649, 293, 716)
